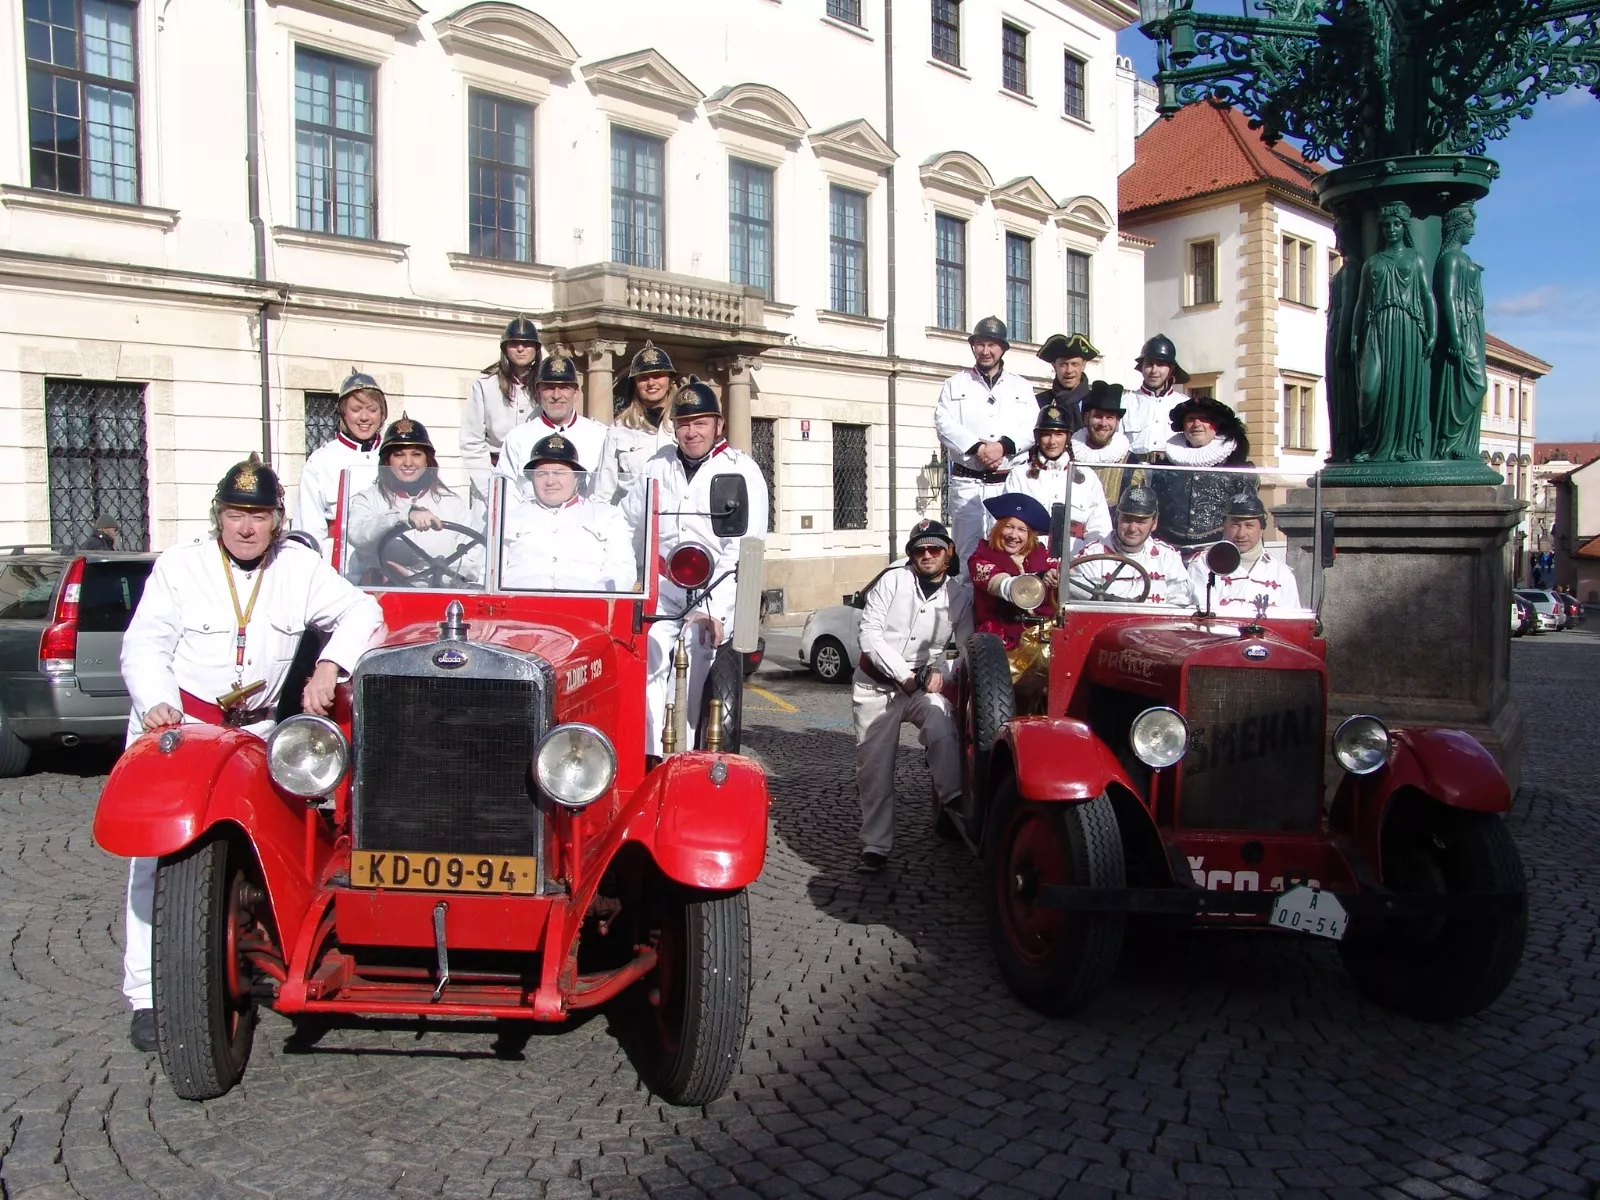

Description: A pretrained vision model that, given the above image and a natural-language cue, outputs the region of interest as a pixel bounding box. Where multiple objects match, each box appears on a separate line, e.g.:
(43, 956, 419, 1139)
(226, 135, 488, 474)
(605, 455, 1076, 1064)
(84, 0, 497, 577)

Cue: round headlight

(536, 723, 618, 809)
(1130, 706, 1188, 769)
(266, 715, 349, 798)
(1333, 715, 1391, 775)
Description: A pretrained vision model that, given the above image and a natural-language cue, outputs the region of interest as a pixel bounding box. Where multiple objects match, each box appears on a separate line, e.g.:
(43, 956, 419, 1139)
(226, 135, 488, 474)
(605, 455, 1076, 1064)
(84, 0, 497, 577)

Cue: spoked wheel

(985, 781, 1125, 1016)
(641, 887, 751, 1106)
(696, 644, 744, 754)
(1339, 802, 1527, 1020)
(152, 834, 263, 1099)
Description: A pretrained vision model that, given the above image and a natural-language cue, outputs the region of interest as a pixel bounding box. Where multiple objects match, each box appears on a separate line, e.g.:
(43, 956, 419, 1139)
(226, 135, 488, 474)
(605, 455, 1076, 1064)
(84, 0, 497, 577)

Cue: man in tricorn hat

(496, 352, 607, 487)
(1187, 492, 1300, 614)
(1071, 381, 1140, 507)
(1033, 332, 1100, 431)
(117, 455, 384, 1052)
(1124, 334, 1191, 458)
(933, 316, 1039, 561)
(1068, 485, 1192, 606)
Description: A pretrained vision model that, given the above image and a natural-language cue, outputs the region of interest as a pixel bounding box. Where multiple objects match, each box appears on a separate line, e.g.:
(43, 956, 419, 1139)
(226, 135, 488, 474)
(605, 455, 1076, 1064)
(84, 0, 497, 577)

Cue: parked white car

(1515, 589, 1565, 632)
(797, 602, 860, 684)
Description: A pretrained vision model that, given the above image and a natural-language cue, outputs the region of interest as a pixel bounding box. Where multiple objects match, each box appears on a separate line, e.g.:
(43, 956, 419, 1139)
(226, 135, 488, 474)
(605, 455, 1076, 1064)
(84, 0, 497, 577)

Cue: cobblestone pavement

(3, 637, 1598, 1200)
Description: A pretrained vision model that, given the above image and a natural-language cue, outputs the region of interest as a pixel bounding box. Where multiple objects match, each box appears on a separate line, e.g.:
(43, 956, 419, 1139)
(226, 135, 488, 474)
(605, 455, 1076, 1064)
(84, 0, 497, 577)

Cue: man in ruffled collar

(1148, 396, 1253, 551)
(1071, 381, 1137, 506)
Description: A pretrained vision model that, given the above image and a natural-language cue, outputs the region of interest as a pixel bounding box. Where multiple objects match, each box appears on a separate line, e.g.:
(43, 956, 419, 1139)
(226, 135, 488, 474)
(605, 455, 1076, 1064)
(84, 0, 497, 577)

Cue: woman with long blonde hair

(593, 341, 678, 503)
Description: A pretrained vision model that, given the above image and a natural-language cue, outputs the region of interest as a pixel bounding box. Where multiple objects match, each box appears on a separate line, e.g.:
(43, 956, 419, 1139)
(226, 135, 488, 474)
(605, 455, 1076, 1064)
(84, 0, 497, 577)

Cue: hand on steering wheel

(375, 521, 486, 588)
(1065, 552, 1153, 603)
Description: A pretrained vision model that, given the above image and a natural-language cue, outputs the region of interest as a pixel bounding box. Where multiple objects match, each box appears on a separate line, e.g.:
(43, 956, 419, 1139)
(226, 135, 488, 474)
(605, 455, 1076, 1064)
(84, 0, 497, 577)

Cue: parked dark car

(1512, 596, 1537, 638)
(1553, 590, 1584, 626)
(0, 549, 156, 776)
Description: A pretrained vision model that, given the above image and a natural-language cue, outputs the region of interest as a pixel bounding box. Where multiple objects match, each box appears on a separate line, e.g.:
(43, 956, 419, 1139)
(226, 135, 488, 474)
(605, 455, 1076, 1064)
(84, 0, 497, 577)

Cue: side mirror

(1048, 503, 1067, 560)
(844, 591, 866, 609)
(709, 475, 750, 538)
(1205, 540, 1242, 576)
(1319, 509, 1337, 569)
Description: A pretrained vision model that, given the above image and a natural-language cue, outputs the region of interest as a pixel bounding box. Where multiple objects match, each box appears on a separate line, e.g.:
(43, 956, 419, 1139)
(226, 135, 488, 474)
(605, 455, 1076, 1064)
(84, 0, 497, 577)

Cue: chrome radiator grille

(352, 674, 543, 856)
(1178, 666, 1323, 831)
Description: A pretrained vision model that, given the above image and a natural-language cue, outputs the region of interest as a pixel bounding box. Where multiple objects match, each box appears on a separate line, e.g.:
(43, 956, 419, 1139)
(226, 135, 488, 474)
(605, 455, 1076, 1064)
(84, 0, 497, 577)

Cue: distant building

(1552, 458, 1600, 602)
(1536, 443, 1600, 597)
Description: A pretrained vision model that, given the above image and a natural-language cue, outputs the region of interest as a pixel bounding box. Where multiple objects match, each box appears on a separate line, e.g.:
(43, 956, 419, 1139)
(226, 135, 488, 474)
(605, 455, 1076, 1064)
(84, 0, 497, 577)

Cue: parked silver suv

(0, 549, 156, 776)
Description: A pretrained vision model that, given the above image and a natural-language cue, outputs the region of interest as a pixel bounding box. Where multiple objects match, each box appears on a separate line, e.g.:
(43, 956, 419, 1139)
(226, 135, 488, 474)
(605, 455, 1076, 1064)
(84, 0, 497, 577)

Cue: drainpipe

(883, 0, 898, 557)
(245, 0, 273, 462)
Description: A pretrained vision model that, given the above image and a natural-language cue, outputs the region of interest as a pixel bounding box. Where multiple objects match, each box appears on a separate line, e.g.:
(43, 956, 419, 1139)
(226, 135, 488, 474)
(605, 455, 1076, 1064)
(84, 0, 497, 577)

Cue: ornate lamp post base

(1320, 460, 1507, 487)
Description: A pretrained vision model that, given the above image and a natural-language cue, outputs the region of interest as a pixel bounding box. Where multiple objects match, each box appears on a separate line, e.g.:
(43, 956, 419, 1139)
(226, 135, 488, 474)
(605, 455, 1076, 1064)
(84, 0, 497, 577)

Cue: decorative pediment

(808, 119, 897, 171)
(581, 49, 704, 115)
(434, 3, 577, 77)
(266, 0, 422, 34)
(919, 151, 995, 201)
(1055, 194, 1115, 239)
(705, 83, 808, 144)
(991, 175, 1056, 221)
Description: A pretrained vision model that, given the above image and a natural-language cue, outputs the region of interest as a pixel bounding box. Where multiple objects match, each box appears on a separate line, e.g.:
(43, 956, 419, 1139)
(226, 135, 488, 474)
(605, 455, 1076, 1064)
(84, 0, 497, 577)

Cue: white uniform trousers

(646, 610, 718, 756)
(853, 677, 961, 856)
(123, 855, 156, 1008)
(948, 476, 1007, 563)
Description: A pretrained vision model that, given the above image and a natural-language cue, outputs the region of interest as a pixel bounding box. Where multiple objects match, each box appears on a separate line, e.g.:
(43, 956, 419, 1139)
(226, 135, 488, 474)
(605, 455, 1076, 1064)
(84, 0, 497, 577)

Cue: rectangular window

(826, 0, 863, 25)
(1005, 232, 1032, 344)
(934, 212, 967, 332)
(1493, 381, 1502, 417)
(294, 47, 376, 238)
(751, 417, 778, 533)
(304, 391, 339, 454)
(45, 379, 149, 550)
(1063, 52, 1087, 121)
(25, 0, 140, 202)
(611, 126, 664, 269)
(1281, 381, 1316, 451)
(1001, 23, 1028, 95)
(468, 90, 533, 263)
(728, 159, 774, 299)
(932, 0, 961, 66)
(1188, 239, 1217, 306)
(833, 423, 868, 531)
(1188, 385, 1216, 401)
(828, 185, 868, 316)
(1281, 234, 1314, 305)
(1066, 249, 1091, 338)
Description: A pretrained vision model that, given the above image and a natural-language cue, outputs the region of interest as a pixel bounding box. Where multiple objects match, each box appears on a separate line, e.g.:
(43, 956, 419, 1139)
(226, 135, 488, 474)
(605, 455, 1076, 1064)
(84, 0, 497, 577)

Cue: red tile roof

(1119, 101, 1324, 218)
(1534, 442, 1600, 468)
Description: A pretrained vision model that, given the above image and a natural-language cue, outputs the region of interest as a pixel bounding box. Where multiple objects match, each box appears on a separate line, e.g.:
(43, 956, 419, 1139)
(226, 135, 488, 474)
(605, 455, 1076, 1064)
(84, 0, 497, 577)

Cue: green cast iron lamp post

(1138, 0, 1599, 485)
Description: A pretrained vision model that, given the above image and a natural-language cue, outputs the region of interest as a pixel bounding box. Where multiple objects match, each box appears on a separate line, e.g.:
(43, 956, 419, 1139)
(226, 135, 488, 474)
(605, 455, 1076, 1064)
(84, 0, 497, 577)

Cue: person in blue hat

(1068, 485, 1192, 606)
(495, 352, 607, 489)
(969, 493, 1057, 648)
(294, 369, 388, 556)
(345, 415, 482, 585)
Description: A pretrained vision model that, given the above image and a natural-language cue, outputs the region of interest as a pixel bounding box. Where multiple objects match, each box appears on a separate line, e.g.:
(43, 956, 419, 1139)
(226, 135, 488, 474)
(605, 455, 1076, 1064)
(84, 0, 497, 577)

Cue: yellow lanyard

(218, 541, 267, 677)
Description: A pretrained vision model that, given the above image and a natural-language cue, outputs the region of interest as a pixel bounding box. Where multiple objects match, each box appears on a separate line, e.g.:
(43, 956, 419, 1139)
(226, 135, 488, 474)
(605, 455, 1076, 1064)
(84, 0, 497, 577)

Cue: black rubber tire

(644, 888, 751, 1107)
(153, 835, 258, 1100)
(810, 635, 849, 684)
(965, 633, 1015, 829)
(1338, 805, 1527, 1021)
(985, 782, 1126, 1017)
(696, 643, 743, 754)
(0, 709, 31, 778)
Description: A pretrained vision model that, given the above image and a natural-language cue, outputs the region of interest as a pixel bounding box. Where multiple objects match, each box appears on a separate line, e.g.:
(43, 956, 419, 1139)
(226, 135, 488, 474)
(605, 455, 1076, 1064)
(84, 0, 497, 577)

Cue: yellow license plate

(349, 850, 537, 895)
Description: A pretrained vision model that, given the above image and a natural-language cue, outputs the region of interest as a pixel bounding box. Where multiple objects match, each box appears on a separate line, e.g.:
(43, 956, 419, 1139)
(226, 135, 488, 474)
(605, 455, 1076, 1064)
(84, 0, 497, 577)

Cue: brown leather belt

(951, 465, 1010, 483)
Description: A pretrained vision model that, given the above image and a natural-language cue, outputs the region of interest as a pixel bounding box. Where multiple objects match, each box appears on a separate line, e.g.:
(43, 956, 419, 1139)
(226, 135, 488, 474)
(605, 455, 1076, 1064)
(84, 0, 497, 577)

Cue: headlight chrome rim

(266, 714, 349, 798)
(1333, 714, 1391, 775)
(536, 722, 618, 809)
(1130, 705, 1188, 769)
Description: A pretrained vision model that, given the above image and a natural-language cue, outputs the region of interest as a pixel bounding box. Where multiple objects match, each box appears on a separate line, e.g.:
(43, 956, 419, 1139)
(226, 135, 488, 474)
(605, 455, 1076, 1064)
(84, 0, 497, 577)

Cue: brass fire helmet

(1005, 573, 1052, 714)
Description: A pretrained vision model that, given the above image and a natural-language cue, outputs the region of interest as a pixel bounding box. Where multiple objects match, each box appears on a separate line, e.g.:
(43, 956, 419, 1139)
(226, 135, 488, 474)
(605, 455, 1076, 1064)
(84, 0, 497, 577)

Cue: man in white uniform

(497, 353, 608, 487)
(852, 519, 972, 874)
(933, 316, 1039, 562)
(1188, 492, 1301, 614)
(621, 378, 768, 756)
(501, 434, 637, 591)
(1122, 335, 1191, 458)
(1069, 485, 1193, 606)
(118, 456, 384, 1051)
(295, 371, 386, 555)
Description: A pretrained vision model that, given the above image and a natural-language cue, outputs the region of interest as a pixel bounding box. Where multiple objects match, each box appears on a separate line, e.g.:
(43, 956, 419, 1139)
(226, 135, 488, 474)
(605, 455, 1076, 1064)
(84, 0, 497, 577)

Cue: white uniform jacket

(295, 433, 379, 555)
(501, 496, 637, 591)
(345, 484, 484, 583)
(933, 366, 1038, 472)
(999, 458, 1113, 555)
(121, 538, 385, 737)
(460, 373, 534, 492)
(1188, 550, 1301, 614)
(495, 411, 609, 483)
(1121, 385, 1188, 456)
(856, 564, 974, 687)
(593, 418, 675, 505)
(1071, 535, 1194, 606)
(621, 442, 769, 631)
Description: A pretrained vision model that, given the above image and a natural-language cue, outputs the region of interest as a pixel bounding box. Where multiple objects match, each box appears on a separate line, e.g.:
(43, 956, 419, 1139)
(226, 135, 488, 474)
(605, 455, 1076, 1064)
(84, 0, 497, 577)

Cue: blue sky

(1116, 28, 1600, 441)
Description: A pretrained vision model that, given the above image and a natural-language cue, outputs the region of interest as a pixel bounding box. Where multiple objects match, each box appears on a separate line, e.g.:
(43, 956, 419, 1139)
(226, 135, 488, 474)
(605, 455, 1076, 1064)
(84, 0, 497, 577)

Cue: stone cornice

(0, 185, 179, 230)
(808, 119, 897, 171)
(265, 0, 422, 35)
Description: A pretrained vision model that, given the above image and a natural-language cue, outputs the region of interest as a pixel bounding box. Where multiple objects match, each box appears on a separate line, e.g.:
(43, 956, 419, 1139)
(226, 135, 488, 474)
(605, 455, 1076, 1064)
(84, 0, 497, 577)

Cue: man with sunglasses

(852, 519, 973, 874)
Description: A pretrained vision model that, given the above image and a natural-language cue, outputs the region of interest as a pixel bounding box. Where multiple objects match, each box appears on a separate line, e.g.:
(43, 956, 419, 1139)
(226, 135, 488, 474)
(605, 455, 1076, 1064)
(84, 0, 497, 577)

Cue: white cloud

(1489, 285, 1565, 318)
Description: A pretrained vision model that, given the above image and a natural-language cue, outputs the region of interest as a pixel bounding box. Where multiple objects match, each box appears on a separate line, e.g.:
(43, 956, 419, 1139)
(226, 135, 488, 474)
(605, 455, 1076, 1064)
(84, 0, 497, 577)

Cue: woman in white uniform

(999, 401, 1111, 558)
(460, 315, 540, 500)
(295, 371, 386, 555)
(593, 341, 677, 504)
(346, 416, 482, 587)
(501, 434, 636, 591)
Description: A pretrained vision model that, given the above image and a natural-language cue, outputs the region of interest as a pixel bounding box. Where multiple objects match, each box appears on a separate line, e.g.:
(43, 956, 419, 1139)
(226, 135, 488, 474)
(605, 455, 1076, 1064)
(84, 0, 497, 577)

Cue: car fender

(1334, 726, 1512, 842)
(997, 717, 1140, 803)
(93, 725, 321, 949)
(620, 752, 770, 889)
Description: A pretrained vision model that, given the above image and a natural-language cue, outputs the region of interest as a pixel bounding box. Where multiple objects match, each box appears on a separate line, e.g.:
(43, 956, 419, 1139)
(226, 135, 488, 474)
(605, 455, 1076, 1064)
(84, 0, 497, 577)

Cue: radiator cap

(439, 599, 470, 641)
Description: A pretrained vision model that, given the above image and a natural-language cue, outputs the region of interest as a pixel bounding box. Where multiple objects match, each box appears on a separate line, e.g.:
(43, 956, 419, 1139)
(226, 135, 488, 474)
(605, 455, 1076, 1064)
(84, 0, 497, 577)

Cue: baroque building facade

(0, 0, 1148, 615)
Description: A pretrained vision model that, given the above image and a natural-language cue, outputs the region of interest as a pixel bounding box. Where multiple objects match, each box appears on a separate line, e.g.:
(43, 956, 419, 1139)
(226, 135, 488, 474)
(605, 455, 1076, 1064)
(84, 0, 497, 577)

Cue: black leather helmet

(969, 316, 1010, 350)
(338, 371, 383, 402)
(379, 413, 433, 456)
(525, 433, 582, 471)
(1226, 491, 1267, 520)
(1036, 404, 1075, 433)
(1135, 334, 1190, 384)
(536, 353, 580, 386)
(628, 340, 675, 378)
(671, 376, 722, 420)
(1116, 485, 1159, 518)
(215, 453, 283, 511)
(501, 314, 541, 348)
